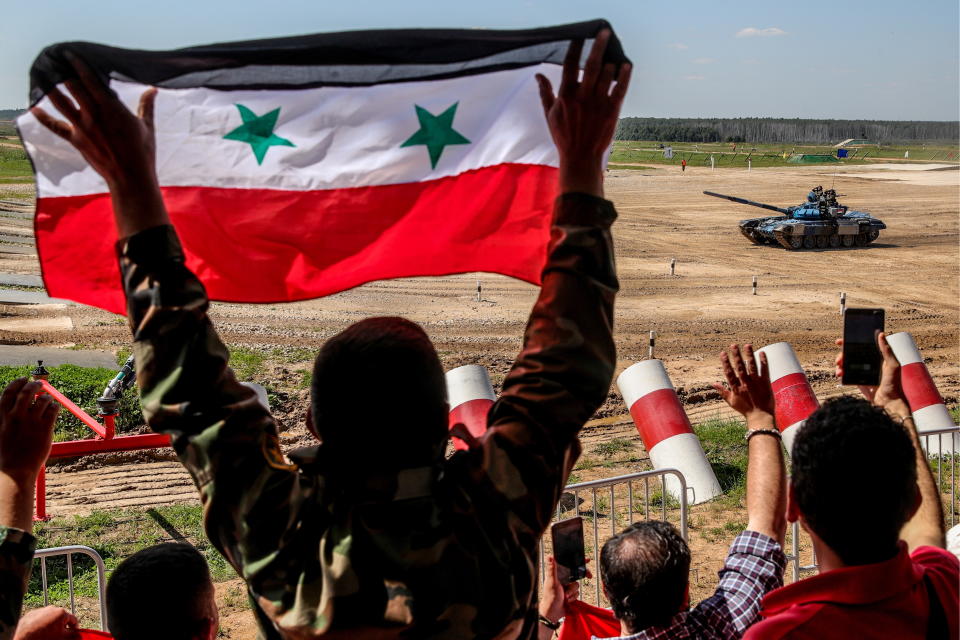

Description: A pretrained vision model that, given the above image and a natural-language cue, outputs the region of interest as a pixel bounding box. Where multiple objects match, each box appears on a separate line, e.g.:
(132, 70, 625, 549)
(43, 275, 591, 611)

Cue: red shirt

(744, 544, 958, 639)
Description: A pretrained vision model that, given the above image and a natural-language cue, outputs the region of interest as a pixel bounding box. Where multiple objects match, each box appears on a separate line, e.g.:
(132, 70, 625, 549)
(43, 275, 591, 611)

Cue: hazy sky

(3, 0, 958, 120)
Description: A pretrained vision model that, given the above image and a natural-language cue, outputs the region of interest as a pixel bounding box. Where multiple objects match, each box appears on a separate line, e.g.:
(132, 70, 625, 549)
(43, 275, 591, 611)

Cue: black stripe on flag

(28, 19, 629, 104)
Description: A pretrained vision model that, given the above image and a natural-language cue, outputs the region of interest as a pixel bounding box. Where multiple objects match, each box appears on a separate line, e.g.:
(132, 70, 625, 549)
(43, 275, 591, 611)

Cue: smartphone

(551, 517, 587, 585)
(842, 308, 885, 386)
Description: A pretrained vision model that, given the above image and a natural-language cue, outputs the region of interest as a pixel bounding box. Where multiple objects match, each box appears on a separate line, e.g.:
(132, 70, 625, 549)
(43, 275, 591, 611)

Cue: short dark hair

(311, 317, 448, 469)
(106, 543, 213, 640)
(791, 396, 917, 565)
(600, 521, 690, 631)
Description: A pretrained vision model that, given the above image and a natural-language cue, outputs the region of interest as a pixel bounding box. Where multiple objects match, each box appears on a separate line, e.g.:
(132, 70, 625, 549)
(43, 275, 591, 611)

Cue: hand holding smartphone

(841, 308, 885, 386)
(551, 517, 587, 584)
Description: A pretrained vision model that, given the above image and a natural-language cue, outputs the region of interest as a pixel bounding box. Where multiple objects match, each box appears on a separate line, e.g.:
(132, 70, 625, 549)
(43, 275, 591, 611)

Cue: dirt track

(5, 162, 958, 634)
(5, 162, 959, 516)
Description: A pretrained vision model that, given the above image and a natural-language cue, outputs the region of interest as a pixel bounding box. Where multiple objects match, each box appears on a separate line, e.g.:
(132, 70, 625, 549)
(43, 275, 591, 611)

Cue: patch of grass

(0, 364, 142, 441)
(565, 471, 582, 485)
(0, 145, 31, 180)
(228, 346, 267, 382)
(592, 437, 634, 459)
(573, 455, 598, 471)
(694, 417, 749, 505)
(297, 370, 313, 389)
(27, 505, 237, 607)
(949, 405, 959, 423)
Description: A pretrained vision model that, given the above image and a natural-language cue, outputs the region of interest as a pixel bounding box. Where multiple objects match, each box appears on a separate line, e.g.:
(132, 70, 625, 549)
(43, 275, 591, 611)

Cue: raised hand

(13, 606, 80, 640)
(30, 53, 157, 193)
(0, 378, 59, 482)
(30, 52, 168, 238)
(713, 344, 775, 422)
(835, 332, 906, 413)
(535, 30, 632, 197)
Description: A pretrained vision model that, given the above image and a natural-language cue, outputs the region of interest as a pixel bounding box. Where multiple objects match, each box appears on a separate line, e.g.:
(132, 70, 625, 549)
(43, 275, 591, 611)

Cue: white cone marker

(617, 360, 722, 505)
(755, 342, 820, 454)
(445, 365, 496, 451)
(886, 332, 957, 456)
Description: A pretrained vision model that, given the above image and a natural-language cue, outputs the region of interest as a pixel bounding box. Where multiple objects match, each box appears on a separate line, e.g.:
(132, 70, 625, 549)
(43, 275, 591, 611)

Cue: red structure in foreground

(32, 359, 171, 521)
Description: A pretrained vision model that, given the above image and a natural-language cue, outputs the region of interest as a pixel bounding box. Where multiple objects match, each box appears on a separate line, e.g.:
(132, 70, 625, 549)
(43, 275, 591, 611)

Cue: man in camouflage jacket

(32, 32, 630, 639)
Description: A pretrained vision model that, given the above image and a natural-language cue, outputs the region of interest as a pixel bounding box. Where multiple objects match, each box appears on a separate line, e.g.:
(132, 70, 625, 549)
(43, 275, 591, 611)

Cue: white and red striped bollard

(755, 342, 820, 454)
(886, 332, 958, 456)
(445, 365, 496, 451)
(617, 360, 722, 505)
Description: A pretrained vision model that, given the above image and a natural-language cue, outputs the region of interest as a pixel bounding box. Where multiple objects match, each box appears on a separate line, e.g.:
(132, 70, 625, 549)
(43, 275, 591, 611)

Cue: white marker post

(886, 332, 958, 456)
(446, 365, 497, 451)
(617, 360, 722, 504)
(670, 258, 676, 276)
(710, 155, 715, 170)
(748, 158, 752, 171)
(648, 331, 656, 359)
(840, 292, 846, 315)
(476, 280, 481, 302)
(752, 276, 758, 295)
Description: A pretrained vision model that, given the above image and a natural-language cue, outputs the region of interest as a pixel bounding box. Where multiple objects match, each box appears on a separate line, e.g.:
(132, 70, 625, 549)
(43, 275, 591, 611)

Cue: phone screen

(551, 517, 587, 585)
(842, 308, 885, 386)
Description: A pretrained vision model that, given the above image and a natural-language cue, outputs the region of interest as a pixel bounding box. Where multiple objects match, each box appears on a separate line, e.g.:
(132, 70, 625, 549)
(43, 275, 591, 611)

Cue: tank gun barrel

(703, 191, 792, 215)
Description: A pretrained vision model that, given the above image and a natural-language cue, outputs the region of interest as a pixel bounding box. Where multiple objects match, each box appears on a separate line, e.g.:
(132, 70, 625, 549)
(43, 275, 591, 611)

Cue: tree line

(615, 117, 958, 144)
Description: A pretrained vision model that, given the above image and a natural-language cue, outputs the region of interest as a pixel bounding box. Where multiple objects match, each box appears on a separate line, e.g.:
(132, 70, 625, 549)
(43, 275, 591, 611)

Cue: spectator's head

(106, 544, 218, 640)
(600, 521, 690, 632)
(790, 396, 919, 565)
(310, 317, 448, 470)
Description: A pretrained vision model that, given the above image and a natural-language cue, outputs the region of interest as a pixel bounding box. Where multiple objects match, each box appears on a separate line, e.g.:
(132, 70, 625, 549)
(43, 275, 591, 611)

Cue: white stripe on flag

(20, 64, 563, 197)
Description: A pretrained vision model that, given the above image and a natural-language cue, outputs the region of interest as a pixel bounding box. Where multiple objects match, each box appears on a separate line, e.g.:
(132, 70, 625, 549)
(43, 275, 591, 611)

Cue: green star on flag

(401, 102, 471, 169)
(224, 104, 295, 165)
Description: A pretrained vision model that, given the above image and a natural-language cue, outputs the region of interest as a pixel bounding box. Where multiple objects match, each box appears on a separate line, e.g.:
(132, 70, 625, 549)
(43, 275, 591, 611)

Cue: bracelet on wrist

(539, 615, 561, 631)
(745, 428, 782, 442)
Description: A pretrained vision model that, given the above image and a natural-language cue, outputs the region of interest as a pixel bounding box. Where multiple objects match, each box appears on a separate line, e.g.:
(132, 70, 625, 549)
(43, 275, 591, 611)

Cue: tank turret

(704, 187, 886, 250)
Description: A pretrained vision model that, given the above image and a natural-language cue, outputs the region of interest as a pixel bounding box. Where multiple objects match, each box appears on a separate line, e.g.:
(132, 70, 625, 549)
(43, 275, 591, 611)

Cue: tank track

(773, 229, 879, 250)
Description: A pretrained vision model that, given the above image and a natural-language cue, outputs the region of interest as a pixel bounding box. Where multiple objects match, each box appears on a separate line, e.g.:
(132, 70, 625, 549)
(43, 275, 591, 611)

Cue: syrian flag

(18, 20, 629, 314)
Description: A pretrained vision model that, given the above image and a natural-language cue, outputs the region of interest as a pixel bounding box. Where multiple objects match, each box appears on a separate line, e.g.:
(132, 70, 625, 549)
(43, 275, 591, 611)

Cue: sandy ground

(5, 162, 959, 636)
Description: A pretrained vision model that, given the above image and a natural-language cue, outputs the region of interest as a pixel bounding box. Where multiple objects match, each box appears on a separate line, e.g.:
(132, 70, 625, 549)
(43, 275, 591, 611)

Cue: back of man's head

(106, 543, 216, 640)
(600, 521, 690, 631)
(310, 316, 448, 470)
(791, 396, 917, 565)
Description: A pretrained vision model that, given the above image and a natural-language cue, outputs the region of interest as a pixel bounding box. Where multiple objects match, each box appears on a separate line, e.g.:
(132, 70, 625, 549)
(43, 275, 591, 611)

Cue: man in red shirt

(744, 333, 959, 639)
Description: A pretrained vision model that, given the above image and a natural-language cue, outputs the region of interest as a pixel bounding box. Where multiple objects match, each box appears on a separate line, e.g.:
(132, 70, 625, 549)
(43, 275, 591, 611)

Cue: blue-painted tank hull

(739, 211, 886, 250)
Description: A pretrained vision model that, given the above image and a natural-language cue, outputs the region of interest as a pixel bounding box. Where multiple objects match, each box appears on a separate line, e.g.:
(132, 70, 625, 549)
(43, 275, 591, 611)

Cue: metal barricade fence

(542, 469, 688, 606)
(33, 545, 109, 632)
(785, 425, 960, 581)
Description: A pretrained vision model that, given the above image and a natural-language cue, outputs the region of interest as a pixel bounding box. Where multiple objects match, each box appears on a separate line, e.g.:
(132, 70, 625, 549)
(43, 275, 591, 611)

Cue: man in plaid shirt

(538, 344, 787, 640)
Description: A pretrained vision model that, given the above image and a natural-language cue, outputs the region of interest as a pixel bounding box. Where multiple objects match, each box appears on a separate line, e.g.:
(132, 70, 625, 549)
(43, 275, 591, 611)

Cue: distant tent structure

(788, 154, 840, 164)
(835, 138, 878, 148)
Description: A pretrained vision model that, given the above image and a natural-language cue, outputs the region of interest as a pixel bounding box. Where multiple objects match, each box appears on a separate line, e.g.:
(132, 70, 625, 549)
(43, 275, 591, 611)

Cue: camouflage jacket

(0, 526, 35, 640)
(119, 193, 618, 639)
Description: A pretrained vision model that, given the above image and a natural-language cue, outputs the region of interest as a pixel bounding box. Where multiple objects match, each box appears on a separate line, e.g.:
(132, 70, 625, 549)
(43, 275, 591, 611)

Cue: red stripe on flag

(771, 372, 819, 431)
(448, 398, 493, 451)
(628, 388, 693, 451)
(901, 362, 944, 411)
(35, 164, 558, 314)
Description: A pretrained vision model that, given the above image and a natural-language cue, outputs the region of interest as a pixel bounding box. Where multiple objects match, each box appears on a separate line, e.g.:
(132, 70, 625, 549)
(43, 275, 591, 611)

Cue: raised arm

(835, 333, 945, 550)
(713, 344, 787, 544)
(0, 379, 59, 640)
(484, 32, 629, 525)
(33, 57, 313, 605)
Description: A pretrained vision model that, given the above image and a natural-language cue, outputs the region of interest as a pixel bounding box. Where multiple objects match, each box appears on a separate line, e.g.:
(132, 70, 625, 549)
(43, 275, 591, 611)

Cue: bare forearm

(110, 175, 171, 239)
(0, 473, 35, 534)
(745, 413, 787, 545)
(890, 401, 945, 549)
(559, 160, 603, 198)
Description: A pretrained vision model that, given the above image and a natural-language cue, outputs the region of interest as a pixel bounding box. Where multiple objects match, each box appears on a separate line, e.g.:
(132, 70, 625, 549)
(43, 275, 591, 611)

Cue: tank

(703, 186, 886, 250)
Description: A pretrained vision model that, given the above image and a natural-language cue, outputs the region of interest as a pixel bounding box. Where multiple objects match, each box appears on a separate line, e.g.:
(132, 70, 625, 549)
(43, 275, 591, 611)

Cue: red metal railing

(34, 379, 171, 521)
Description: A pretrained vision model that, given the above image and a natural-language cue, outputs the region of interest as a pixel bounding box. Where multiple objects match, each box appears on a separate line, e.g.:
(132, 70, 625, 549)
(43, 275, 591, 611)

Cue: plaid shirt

(599, 530, 785, 640)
